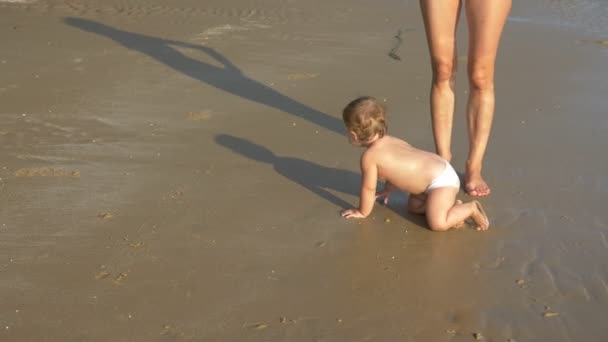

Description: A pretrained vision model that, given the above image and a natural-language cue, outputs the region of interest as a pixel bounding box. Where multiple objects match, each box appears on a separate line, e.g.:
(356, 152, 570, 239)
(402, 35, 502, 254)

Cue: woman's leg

(464, 0, 511, 196)
(419, 0, 462, 162)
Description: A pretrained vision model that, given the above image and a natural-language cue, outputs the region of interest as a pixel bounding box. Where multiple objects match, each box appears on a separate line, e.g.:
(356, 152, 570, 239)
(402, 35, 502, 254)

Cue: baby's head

(342, 96, 387, 146)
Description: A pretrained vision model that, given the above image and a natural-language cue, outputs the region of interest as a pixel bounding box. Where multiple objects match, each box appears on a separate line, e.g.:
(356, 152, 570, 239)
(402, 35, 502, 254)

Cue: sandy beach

(1, 0, 608, 341)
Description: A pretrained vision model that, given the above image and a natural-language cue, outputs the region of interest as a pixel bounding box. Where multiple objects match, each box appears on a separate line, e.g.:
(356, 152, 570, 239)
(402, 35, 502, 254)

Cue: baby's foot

(465, 173, 491, 197)
(471, 200, 489, 231)
(452, 200, 465, 228)
(453, 221, 466, 229)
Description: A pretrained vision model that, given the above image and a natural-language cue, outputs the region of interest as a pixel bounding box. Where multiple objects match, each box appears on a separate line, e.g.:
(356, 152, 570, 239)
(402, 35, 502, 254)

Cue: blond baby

(341, 96, 489, 231)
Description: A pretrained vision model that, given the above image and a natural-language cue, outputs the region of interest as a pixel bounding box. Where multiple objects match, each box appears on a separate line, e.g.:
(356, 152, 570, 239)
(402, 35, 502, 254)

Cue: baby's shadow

(216, 134, 357, 209)
(216, 134, 426, 226)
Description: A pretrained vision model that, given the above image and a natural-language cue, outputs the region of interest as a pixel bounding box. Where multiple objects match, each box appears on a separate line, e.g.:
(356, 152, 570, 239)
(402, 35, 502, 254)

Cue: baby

(341, 96, 489, 231)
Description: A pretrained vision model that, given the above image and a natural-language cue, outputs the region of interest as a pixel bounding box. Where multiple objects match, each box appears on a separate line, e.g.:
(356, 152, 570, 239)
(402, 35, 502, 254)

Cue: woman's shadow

(216, 134, 427, 226)
(64, 17, 344, 135)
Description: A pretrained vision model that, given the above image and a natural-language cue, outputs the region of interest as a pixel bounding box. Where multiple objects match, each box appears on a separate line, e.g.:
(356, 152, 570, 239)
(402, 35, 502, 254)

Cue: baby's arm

(341, 154, 377, 218)
(376, 181, 396, 205)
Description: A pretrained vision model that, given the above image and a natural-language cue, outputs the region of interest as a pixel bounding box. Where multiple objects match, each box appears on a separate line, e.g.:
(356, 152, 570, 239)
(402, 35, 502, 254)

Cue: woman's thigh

(465, 0, 511, 71)
(419, 0, 462, 69)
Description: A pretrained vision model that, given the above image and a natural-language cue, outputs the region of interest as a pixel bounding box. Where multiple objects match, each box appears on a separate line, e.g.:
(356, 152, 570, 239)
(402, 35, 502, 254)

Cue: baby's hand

(376, 187, 392, 205)
(341, 209, 366, 219)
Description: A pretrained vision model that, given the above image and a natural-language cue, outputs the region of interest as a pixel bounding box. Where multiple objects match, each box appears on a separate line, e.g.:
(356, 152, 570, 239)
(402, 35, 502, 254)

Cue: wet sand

(1, 0, 608, 341)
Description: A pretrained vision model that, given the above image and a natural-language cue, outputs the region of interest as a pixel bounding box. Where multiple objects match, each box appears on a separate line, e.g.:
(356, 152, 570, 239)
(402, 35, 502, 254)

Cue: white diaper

(425, 160, 460, 193)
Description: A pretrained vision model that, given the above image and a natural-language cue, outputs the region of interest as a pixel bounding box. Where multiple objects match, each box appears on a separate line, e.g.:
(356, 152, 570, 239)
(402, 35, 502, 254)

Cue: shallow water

(513, 0, 608, 35)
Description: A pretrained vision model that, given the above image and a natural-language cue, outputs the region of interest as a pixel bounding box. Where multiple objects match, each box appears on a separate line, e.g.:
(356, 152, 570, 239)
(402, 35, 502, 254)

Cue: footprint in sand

(112, 272, 128, 285)
(161, 186, 186, 201)
(94, 270, 111, 280)
(195, 24, 248, 41)
(15, 167, 80, 177)
(192, 21, 269, 43)
(186, 111, 213, 121)
(287, 73, 319, 80)
(94, 265, 129, 285)
(127, 241, 144, 249)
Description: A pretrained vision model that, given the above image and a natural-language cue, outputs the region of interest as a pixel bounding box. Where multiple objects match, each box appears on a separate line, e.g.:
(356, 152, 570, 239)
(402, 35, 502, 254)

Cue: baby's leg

(409, 193, 466, 228)
(425, 187, 489, 231)
(452, 200, 466, 228)
(407, 193, 427, 214)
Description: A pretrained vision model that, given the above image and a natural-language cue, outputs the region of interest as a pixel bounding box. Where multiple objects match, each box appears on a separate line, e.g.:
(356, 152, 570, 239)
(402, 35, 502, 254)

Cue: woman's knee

(468, 65, 494, 91)
(431, 58, 457, 85)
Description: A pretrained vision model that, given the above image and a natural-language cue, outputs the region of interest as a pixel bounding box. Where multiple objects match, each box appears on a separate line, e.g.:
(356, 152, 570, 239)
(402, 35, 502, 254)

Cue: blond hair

(342, 96, 387, 142)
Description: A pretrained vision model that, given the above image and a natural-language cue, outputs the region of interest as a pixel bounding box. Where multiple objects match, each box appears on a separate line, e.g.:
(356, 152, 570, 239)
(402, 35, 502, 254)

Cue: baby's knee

(427, 220, 450, 232)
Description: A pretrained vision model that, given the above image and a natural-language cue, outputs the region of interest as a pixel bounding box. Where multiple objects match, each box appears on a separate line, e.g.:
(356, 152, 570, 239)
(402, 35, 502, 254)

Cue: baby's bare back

(367, 136, 447, 194)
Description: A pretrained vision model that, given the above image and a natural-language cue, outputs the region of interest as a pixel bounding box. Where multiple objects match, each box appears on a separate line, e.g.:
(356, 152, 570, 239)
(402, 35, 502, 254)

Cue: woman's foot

(465, 169, 491, 197)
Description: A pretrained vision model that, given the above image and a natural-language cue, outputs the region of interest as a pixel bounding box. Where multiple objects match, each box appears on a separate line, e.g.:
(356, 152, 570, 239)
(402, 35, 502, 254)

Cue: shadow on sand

(64, 17, 429, 228)
(64, 17, 344, 135)
(216, 134, 358, 209)
(216, 134, 428, 227)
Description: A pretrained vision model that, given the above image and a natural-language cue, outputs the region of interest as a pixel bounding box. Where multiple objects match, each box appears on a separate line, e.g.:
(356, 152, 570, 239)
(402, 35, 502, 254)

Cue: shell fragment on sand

(246, 323, 268, 330)
(543, 312, 560, 318)
(287, 73, 319, 80)
(97, 212, 113, 220)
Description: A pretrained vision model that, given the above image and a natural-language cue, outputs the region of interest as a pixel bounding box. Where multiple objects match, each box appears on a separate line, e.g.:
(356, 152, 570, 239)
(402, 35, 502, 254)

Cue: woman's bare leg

(464, 0, 511, 196)
(419, 0, 462, 162)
